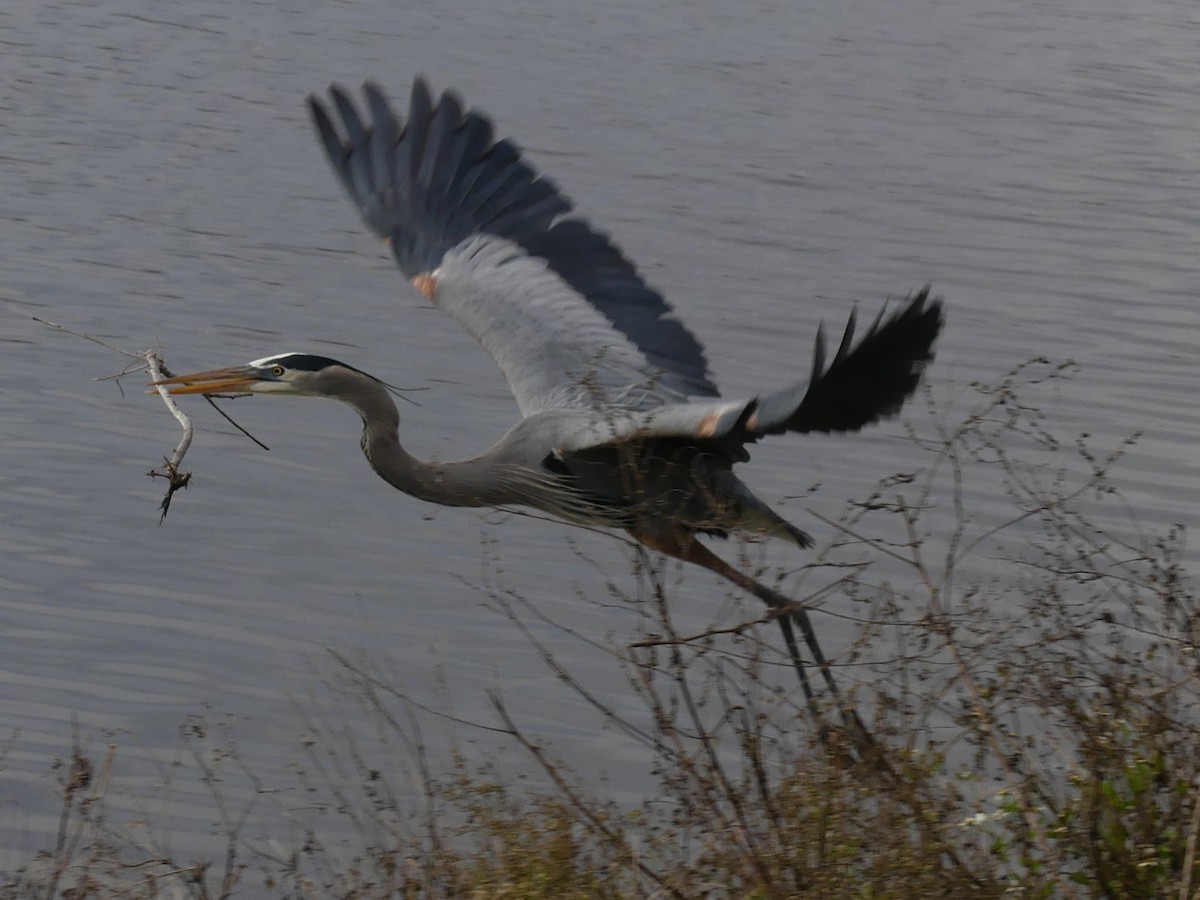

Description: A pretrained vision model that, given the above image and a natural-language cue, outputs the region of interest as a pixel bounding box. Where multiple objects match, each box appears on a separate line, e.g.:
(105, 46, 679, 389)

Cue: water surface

(2, 0, 1197, 861)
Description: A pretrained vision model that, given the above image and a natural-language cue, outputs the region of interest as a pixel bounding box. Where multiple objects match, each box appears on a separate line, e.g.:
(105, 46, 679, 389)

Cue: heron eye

(271, 365, 285, 377)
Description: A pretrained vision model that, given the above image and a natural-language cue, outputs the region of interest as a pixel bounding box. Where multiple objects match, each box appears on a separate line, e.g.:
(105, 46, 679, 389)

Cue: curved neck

(341, 376, 510, 509)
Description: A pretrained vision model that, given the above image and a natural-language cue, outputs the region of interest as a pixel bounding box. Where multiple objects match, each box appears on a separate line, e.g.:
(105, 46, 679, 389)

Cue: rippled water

(2, 0, 1197, 863)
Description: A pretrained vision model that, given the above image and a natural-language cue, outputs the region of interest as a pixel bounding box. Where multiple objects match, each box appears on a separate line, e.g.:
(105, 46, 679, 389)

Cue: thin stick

(144, 350, 193, 523)
(32, 316, 145, 360)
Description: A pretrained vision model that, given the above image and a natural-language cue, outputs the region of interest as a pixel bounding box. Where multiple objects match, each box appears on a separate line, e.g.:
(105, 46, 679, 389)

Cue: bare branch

(32, 315, 145, 360)
(144, 350, 193, 523)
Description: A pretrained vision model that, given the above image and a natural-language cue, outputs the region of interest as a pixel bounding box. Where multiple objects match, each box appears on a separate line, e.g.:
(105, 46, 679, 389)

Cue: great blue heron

(158, 78, 943, 722)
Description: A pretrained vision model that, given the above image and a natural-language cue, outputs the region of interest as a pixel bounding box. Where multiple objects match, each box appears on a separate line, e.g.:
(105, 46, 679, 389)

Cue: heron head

(154, 353, 368, 397)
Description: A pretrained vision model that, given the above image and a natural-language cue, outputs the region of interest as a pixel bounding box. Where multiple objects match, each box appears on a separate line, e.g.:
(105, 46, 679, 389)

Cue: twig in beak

(144, 350, 192, 523)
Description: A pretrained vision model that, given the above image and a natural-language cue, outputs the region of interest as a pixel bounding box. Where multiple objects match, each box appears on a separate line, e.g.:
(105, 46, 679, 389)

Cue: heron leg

(629, 528, 845, 724)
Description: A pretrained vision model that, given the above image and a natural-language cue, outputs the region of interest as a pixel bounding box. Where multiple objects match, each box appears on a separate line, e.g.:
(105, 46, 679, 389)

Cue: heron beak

(152, 365, 264, 395)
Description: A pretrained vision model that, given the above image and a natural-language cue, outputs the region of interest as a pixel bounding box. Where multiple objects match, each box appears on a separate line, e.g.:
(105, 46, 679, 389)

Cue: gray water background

(2, 0, 1197, 864)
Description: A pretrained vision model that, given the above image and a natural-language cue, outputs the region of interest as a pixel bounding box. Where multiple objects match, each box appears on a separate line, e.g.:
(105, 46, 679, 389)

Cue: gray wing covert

(429, 233, 691, 415)
(308, 79, 719, 414)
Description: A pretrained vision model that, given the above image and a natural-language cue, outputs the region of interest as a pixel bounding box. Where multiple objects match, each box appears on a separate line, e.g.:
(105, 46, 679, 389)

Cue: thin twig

(144, 350, 193, 523)
(327, 650, 511, 735)
(32, 316, 145, 360)
(631, 609, 791, 649)
(629, 577, 854, 651)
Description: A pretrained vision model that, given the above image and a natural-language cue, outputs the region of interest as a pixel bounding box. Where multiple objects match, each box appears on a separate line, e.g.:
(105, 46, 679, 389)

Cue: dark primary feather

(750, 287, 943, 436)
(307, 78, 719, 400)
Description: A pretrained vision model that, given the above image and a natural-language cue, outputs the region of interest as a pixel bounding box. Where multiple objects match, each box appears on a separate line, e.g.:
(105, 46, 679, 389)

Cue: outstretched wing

(559, 288, 944, 455)
(309, 79, 718, 416)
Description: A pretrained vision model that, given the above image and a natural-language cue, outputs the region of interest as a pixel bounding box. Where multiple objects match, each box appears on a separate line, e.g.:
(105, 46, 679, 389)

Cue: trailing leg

(630, 527, 850, 731)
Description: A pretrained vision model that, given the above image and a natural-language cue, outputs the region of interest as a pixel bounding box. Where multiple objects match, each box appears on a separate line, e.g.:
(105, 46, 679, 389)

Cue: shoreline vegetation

(6, 359, 1197, 898)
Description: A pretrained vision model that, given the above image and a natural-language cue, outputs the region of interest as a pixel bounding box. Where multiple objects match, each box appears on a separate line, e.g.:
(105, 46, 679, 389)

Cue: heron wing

(559, 288, 944, 453)
(309, 79, 719, 415)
